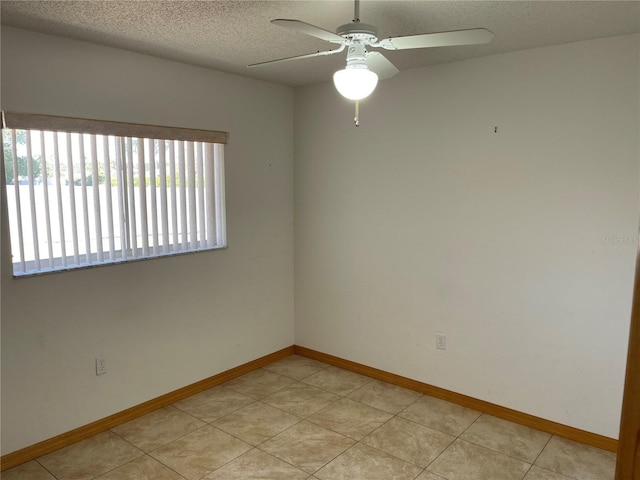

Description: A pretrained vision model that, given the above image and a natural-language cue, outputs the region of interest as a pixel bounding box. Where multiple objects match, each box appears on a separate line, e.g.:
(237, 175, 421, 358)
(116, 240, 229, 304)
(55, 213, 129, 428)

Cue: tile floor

(3, 355, 617, 480)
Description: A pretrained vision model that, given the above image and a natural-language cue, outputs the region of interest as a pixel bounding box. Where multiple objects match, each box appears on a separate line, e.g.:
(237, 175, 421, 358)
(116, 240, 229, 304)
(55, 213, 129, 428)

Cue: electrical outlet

(96, 355, 107, 375)
(436, 333, 447, 350)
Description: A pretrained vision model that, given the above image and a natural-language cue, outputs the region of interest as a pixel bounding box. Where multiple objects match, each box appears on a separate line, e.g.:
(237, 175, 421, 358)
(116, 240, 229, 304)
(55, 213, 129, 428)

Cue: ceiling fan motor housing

(336, 22, 378, 44)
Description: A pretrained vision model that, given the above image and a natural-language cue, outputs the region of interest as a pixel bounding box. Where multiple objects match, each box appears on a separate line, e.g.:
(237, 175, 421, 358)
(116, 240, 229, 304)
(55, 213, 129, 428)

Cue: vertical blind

(2, 112, 228, 276)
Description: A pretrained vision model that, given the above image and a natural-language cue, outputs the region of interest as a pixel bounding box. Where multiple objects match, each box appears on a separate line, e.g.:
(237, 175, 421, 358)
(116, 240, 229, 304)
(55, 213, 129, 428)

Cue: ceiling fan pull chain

(354, 100, 360, 127)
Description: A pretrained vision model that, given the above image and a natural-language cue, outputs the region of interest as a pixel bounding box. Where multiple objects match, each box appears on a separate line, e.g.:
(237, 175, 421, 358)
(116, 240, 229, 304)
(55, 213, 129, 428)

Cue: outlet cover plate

(96, 355, 107, 375)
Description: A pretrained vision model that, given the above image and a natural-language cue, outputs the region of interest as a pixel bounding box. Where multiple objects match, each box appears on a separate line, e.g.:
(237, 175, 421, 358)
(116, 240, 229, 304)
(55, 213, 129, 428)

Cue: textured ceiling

(1, 1, 639, 87)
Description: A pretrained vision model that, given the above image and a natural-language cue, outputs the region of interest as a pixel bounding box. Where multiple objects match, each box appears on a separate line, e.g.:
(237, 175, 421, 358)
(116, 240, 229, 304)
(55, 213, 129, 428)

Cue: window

(2, 112, 228, 276)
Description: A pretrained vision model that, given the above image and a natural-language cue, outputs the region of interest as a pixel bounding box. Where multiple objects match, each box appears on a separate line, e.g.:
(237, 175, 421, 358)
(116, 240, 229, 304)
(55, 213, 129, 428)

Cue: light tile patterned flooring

(3, 355, 617, 480)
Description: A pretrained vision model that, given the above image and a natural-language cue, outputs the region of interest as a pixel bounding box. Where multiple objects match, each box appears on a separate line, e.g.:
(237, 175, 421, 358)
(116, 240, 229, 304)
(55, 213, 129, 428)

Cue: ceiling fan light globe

(333, 68, 378, 100)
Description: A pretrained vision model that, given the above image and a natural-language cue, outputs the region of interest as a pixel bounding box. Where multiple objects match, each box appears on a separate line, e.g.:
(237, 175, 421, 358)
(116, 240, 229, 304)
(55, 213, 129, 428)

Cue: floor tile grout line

(256, 434, 354, 477)
(209, 406, 306, 449)
(149, 438, 212, 480)
(146, 422, 256, 480)
(520, 462, 535, 480)
(419, 395, 490, 476)
(456, 413, 557, 465)
(110, 414, 205, 457)
(206, 446, 303, 478)
(158, 452, 191, 480)
(458, 410, 484, 437)
(354, 435, 432, 475)
(361, 411, 457, 472)
(452, 435, 540, 467)
(203, 397, 260, 425)
(170, 397, 257, 424)
(415, 428, 457, 477)
(92, 453, 185, 480)
(59, 429, 146, 480)
(252, 446, 314, 476)
(530, 434, 554, 470)
(410, 465, 429, 480)
(270, 375, 370, 421)
(34, 459, 60, 480)
(142, 422, 248, 472)
(528, 435, 581, 480)
(262, 365, 332, 381)
(315, 441, 366, 476)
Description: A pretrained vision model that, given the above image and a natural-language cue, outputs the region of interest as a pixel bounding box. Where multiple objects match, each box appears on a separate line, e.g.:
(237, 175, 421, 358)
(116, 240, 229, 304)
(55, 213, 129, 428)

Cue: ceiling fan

(248, 0, 494, 125)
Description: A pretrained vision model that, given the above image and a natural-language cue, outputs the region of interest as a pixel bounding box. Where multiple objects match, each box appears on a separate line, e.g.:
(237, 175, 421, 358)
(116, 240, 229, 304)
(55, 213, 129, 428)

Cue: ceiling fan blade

(366, 51, 399, 80)
(379, 28, 494, 50)
(247, 46, 344, 68)
(272, 19, 345, 43)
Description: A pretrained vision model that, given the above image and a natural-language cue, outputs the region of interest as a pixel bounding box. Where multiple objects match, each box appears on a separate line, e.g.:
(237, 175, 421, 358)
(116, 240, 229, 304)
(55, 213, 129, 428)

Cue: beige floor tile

(203, 448, 309, 479)
(315, 443, 422, 480)
(38, 431, 143, 480)
(302, 366, 373, 396)
(362, 416, 455, 468)
(399, 395, 481, 436)
(150, 425, 251, 480)
(262, 355, 330, 381)
(173, 386, 255, 423)
(427, 439, 531, 480)
(307, 398, 393, 440)
(347, 380, 422, 414)
(461, 414, 551, 462)
(263, 382, 339, 418)
(1, 461, 56, 480)
(95, 455, 185, 479)
(222, 369, 295, 399)
(260, 420, 355, 473)
(213, 401, 301, 445)
(523, 465, 575, 479)
(111, 406, 205, 452)
(535, 436, 616, 480)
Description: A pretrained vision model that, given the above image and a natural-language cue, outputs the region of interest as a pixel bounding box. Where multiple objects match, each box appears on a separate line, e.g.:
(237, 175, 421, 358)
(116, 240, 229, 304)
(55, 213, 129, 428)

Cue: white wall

(294, 34, 639, 439)
(1, 26, 637, 456)
(1, 27, 294, 455)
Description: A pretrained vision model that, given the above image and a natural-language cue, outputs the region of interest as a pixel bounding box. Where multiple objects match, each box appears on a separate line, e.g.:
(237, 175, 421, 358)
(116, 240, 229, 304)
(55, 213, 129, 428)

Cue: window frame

(2, 111, 229, 277)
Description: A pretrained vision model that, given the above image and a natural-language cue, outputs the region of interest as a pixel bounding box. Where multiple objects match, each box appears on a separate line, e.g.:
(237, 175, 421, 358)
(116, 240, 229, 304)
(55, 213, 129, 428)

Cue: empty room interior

(1, 1, 639, 479)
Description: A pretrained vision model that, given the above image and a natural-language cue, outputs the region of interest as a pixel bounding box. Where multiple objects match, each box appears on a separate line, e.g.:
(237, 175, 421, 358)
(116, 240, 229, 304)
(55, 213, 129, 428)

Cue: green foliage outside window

(3, 130, 42, 184)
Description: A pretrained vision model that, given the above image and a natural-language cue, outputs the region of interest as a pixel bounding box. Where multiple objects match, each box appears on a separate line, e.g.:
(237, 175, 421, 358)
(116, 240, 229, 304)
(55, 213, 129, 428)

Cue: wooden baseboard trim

(294, 345, 618, 453)
(1, 346, 295, 471)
